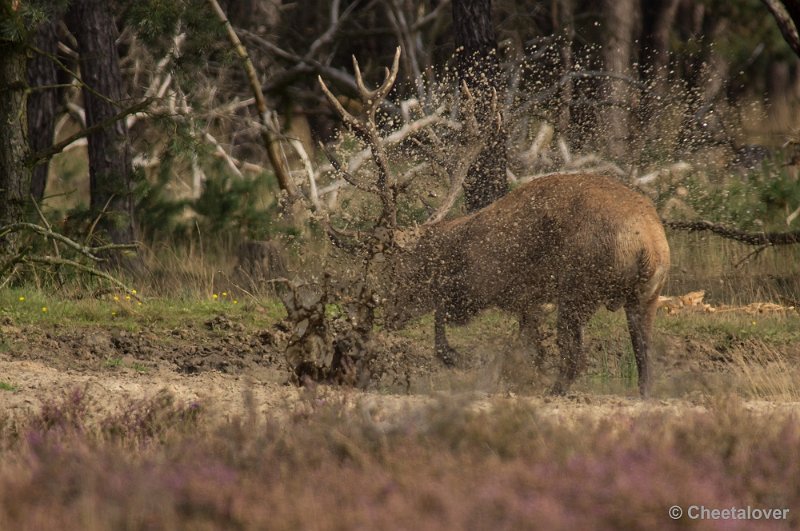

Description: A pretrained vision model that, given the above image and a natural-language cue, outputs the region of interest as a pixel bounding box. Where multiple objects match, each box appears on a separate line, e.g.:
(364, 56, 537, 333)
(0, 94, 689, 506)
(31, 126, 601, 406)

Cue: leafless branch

(27, 44, 125, 109)
(411, 0, 451, 31)
(28, 98, 152, 166)
(320, 144, 380, 195)
(207, 0, 301, 204)
(23, 255, 140, 298)
(422, 84, 499, 225)
(663, 219, 800, 245)
(203, 131, 245, 178)
(287, 138, 321, 210)
(762, 0, 800, 58)
(0, 223, 138, 261)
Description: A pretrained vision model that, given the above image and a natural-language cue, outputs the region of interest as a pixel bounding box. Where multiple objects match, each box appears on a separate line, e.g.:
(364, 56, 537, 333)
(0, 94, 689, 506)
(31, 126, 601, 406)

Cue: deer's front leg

(519, 306, 549, 368)
(549, 302, 594, 396)
(434, 309, 460, 367)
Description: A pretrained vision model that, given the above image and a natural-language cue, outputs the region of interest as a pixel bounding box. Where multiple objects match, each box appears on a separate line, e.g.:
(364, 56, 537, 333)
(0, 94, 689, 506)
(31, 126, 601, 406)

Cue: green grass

(103, 357, 150, 374)
(395, 304, 798, 355)
(393, 304, 799, 397)
(0, 382, 17, 392)
(131, 362, 149, 374)
(103, 357, 123, 369)
(659, 311, 800, 344)
(0, 287, 286, 331)
(666, 232, 800, 304)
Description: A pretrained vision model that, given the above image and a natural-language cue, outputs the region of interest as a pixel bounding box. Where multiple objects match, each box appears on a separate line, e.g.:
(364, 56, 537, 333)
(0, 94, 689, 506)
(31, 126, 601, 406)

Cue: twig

(22, 256, 141, 300)
(27, 98, 152, 166)
(320, 143, 379, 194)
(309, 0, 366, 58)
(0, 222, 138, 262)
(30, 195, 61, 259)
(0, 223, 97, 260)
(27, 45, 123, 108)
(84, 196, 114, 248)
(411, 0, 450, 31)
(201, 131, 266, 175)
(734, 245, 769, 268)
(287, 138, 321, 210)
(203, 132, 245, 178)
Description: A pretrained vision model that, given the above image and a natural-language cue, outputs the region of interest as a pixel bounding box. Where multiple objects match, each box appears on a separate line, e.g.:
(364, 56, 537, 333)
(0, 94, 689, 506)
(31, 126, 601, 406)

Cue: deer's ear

(393, 226, 421, 250)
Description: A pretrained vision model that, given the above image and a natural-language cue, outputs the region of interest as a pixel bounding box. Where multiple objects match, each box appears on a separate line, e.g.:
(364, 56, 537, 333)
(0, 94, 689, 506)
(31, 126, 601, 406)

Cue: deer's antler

(318, 47, 402, 228)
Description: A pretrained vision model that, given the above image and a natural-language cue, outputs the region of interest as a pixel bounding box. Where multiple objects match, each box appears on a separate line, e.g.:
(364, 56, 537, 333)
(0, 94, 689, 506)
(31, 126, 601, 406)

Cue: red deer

(318, 49, 670, 396)
(383, 172, 670, 396)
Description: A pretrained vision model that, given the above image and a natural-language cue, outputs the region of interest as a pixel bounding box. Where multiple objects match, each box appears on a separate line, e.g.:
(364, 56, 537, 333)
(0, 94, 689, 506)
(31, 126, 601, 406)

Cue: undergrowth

(0, 389, 797, 530)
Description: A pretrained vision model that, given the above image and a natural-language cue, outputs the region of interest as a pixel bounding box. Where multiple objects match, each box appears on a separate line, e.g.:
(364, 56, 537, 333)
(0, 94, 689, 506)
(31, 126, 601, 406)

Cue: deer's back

(432, 173, 669, 311)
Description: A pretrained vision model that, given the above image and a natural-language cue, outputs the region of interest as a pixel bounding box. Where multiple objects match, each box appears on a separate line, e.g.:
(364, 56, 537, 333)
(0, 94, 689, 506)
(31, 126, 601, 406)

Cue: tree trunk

(600, 0, 637, 161)
(640, 0, 680, 97)
(451, 0, 508, 212)
(555, 0, 576, 139)
(637, 0, 680, 153)
(27, 21, 60, 203)
(0, 40, 31, 253)
(66, 0, 137, 246)
(677, 16, 730, 151)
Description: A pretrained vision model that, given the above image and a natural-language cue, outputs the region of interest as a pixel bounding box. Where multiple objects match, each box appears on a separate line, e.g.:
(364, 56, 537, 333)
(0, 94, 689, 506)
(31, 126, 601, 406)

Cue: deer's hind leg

(625, 294, 660, 397)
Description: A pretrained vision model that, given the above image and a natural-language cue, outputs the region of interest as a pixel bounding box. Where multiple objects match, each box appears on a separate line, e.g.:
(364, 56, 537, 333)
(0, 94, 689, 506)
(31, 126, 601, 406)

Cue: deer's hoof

(436, 347, 460, 368)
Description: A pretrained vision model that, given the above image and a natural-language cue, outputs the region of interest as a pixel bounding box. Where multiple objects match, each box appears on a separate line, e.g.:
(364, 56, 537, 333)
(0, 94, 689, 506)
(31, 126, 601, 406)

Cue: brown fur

(385, 173, 670, 396)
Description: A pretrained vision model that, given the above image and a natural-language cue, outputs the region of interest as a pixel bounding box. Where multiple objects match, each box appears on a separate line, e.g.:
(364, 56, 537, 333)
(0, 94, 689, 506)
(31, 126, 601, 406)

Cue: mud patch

(1, 317, 282, 376)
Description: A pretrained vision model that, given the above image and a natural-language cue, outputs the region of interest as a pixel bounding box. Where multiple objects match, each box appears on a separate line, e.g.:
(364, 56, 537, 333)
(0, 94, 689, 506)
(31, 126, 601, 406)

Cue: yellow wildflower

(18, 296, 25, 302)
